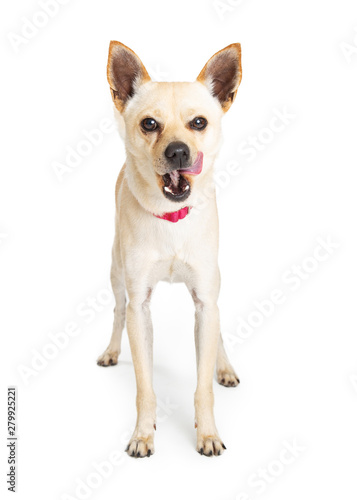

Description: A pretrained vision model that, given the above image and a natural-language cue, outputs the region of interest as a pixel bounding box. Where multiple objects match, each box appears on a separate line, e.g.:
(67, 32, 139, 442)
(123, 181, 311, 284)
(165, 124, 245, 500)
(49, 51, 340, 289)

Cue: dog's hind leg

(216, 334, 240, 387)
(97, 252, 126, 367)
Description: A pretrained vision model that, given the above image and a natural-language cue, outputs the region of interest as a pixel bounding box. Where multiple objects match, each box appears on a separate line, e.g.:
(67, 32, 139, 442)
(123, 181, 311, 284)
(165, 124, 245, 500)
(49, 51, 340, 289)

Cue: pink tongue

(180, 151, 204, 175)
(169, 152, 204, 186)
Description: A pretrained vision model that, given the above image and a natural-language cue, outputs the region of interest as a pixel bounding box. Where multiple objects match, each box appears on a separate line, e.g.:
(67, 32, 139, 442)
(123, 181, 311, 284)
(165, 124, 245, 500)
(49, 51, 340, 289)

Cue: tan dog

(97, 41, 242, 457)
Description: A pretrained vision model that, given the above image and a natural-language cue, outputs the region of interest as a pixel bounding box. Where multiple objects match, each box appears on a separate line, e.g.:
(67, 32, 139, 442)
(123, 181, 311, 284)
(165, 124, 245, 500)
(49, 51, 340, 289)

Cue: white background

(1, 0, 357, 499)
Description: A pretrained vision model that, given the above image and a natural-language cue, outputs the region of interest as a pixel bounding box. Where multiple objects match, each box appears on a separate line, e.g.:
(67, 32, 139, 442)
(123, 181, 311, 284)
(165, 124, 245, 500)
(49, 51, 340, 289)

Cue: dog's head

(107, 42, 242, 208)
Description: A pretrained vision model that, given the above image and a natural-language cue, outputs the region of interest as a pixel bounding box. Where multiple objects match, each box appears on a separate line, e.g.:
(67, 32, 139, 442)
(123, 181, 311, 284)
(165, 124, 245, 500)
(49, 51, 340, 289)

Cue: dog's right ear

(107, 41, 151, 112)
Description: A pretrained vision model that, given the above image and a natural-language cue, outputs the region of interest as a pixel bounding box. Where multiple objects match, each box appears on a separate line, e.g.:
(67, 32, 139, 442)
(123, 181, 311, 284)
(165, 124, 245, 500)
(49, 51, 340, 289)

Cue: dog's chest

(149, 257, 192, 285)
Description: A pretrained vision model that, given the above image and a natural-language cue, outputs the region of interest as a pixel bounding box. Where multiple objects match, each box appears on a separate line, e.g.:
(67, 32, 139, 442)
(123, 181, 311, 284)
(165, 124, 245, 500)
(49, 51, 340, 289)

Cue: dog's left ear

(107, 41, 151, 112)
(197, 43, 242, 112)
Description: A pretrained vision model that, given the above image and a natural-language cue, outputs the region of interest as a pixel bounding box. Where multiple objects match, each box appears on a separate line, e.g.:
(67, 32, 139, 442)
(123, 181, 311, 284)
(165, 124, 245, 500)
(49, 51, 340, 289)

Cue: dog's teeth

(164, 183, 189, 195)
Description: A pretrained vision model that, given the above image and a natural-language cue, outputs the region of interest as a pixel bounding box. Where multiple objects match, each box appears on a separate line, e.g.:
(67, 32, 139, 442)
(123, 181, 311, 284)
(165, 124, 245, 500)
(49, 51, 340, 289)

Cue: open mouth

(162, 171, 191, 202)
(162, 152, 203, 202)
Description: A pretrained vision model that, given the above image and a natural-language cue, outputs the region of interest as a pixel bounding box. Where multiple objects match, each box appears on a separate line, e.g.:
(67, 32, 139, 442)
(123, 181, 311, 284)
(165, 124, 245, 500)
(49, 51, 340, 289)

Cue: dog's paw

(197, 434, 226, 456)
(96, 349, 119, 367)
(217, 369, 240, 387)
(126, 434, 154, 458)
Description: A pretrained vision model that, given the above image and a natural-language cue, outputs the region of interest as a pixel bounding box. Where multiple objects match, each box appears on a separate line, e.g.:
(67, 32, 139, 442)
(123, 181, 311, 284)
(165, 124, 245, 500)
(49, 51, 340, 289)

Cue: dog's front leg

(193, 287, 226, 456)
(125, 288, 156, 458)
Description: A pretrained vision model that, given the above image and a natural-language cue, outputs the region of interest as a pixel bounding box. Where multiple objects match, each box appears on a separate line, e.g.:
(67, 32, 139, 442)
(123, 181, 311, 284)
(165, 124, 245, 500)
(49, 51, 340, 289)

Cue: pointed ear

(107, 41, 151, 112)
(197, 43, 242, 112)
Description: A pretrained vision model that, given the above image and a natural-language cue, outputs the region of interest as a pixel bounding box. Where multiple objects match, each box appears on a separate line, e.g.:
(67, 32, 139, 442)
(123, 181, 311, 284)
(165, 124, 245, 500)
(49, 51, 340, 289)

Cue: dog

(97, 41, 242, 457)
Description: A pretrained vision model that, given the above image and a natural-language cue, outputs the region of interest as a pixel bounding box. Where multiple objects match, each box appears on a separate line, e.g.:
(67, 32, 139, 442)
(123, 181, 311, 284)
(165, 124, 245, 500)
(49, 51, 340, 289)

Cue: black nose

(164, 141, 190, 170)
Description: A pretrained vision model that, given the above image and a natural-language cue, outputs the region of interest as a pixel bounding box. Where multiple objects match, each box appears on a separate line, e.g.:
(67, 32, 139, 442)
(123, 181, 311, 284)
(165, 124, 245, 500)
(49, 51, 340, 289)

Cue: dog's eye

(141, 118, 158, 132)
(190, 117, 207, 131)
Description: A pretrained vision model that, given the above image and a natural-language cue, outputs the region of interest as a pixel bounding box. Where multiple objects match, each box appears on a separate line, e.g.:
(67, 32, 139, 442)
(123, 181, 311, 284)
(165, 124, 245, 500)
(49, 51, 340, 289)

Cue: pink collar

(154, 206, 191, 223)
